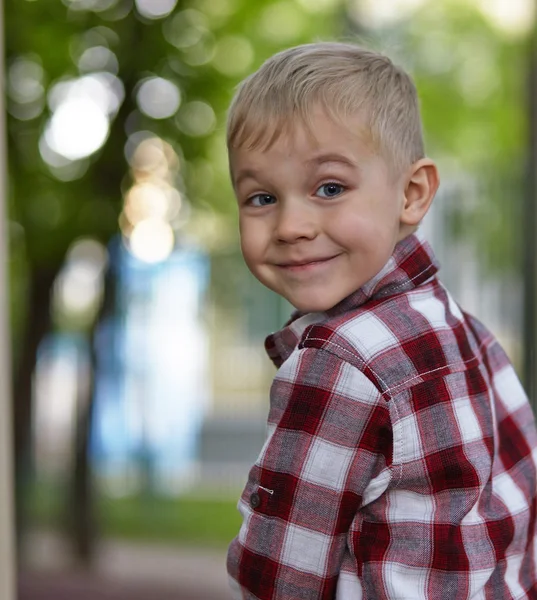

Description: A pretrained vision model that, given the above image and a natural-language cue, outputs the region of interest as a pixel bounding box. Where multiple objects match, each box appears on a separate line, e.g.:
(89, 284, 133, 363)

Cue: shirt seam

(371, 262, 437, 297)
(302, 336, 494, 398)
(292, 345, 397, 489)
(296, 339, 497, 490)
(302, 335, 390, 393)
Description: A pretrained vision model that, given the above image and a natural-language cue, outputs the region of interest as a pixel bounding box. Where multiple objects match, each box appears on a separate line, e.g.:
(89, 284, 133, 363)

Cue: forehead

(229, 111, 375, 176)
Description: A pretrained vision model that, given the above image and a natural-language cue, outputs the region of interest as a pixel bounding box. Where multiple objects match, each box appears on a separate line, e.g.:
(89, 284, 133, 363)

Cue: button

(250, 492, 261, 509)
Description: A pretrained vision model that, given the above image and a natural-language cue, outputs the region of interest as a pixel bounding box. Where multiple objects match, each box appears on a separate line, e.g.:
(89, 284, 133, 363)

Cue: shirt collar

(264, 230, 440, 367)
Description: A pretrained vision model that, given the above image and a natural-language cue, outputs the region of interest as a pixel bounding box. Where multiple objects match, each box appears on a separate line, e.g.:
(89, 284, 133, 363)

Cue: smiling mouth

(276, 255, 340, 271)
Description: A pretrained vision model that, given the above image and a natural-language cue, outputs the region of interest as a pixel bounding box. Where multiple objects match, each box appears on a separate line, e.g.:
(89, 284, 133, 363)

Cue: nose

(274, 200, 318, 244)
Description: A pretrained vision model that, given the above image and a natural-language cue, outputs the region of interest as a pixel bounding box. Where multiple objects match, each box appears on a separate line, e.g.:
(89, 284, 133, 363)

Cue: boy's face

(230, 111, 409, 313)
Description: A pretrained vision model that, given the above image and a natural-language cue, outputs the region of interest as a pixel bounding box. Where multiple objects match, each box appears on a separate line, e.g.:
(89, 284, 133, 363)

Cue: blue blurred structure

(91, 237, 210, 495)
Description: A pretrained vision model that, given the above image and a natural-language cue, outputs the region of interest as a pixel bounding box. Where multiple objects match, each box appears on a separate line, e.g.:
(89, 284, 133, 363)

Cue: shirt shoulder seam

(301, 332, 494, 399)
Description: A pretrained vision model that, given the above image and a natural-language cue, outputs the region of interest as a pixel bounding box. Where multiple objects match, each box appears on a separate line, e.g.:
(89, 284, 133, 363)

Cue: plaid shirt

(227, 232, 537, 599)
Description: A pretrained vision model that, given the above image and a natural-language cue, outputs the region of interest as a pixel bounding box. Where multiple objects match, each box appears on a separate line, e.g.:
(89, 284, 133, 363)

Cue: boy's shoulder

(297, 278, 495, 399)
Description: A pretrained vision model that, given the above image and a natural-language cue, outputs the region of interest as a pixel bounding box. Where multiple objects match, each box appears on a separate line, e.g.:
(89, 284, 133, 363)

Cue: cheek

(331, 195, 398, 244)
(239, 221, 264, 263)
(329, 211, 382, 247)
(239, 234, 255, 262)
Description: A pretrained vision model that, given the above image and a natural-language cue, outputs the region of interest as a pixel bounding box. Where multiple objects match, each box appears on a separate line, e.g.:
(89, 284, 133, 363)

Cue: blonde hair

(227, 42, 425, 173)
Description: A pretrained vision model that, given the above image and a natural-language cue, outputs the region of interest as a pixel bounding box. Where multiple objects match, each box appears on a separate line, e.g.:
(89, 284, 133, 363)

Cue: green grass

(98, 494, 242, 548)
(28, 482, 242, 548)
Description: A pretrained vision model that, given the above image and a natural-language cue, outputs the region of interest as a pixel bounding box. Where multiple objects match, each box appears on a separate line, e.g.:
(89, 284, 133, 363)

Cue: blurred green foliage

(357, 0, 528, 274)
(5, 0, 346, 352)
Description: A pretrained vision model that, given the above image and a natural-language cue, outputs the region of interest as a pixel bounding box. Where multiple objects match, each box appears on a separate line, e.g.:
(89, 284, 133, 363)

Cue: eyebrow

(306, 153, 357, 169)
(233, 168, 259, 188)
(233, 153, 357, 188)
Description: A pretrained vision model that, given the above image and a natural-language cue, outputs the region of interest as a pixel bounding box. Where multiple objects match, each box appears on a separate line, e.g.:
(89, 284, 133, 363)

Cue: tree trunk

(69, 332, 97, 564)
(13, 265, 58, 549)
(69, 261, 117, 564)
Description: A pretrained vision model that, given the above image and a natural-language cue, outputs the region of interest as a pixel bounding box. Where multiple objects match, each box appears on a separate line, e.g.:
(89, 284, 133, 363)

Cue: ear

(399, 158, 440, 227)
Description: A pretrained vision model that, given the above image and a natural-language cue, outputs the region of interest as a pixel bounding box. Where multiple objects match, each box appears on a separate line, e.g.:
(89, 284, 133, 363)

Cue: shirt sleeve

(226, 347, 393, 599)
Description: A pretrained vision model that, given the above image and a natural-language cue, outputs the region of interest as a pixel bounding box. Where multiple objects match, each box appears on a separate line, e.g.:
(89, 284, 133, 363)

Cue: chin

(291, 297, 338, 313)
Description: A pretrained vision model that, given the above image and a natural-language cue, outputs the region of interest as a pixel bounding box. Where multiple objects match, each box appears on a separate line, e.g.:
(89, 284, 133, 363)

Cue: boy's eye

(316, 183, 344, 198)
(249, 194, 276, 207)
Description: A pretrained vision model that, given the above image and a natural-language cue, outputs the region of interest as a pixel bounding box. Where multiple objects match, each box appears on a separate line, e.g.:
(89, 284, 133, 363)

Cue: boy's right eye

(248, 194, 276, 207)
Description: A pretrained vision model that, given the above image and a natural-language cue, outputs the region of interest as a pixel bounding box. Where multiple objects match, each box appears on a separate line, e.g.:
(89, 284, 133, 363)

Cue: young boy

(225, 42, 537, 599)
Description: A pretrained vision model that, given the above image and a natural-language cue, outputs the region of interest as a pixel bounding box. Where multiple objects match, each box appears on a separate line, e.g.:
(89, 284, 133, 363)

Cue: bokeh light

(73, 25, 120, 57)
(163, 9, 209, 50)
(48, 73, 124, 117)
(135, 0, 178, 20)
(129, 218, 175, 263)
(476, 0, 535, 37)
(8, 55, 45, 120)
(121, 134, 184, 262)
(63, 0, 120, 12)
(40, 72, 126, 166)
(212, 36, 254, 76)
(56, 263, 100, 314)
(128, 136, 178, 180)
(124, 182, 181, 224)
(55, 238, 108, 317)
(43, 98, 109, 161)
(78, 45, 119, 73)
(8, 56, 44, 103)
(136, 77, 181, 119)
(181, 35, 216, 66)
(176, 101, 216, 137)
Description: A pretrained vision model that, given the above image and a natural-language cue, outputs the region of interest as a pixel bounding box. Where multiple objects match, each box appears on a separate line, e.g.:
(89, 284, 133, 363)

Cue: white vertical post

(0, 0, 16, 597)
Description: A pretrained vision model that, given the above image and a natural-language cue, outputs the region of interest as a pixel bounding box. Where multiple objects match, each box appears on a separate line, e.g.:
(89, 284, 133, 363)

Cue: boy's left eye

(316, 183, 345, 198)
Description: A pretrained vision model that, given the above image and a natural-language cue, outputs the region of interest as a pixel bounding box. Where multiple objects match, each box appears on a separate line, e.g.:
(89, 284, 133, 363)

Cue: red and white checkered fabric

(227, 232, 537, 599)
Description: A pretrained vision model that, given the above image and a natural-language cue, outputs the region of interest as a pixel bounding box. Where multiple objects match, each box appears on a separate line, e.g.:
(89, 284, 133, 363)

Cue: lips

(280, 258, 332, 267)
(275, 255, 340, 270)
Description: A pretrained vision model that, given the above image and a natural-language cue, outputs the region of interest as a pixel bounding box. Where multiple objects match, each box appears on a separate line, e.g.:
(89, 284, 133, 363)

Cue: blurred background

(2, 0, 537, 598)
